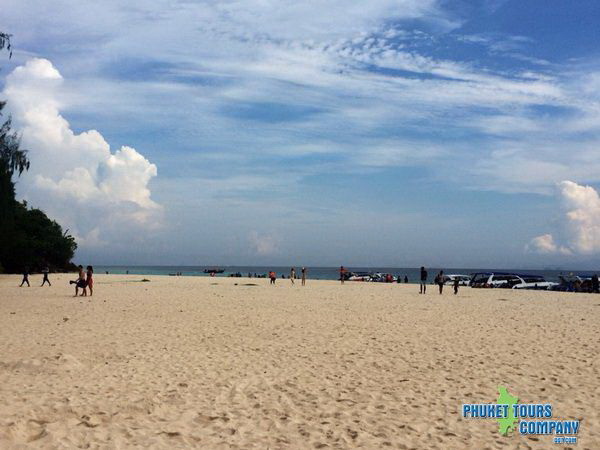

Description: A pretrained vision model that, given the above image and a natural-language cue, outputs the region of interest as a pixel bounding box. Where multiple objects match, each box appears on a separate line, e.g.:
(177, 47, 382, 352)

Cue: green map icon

(497, 386, 519, 435)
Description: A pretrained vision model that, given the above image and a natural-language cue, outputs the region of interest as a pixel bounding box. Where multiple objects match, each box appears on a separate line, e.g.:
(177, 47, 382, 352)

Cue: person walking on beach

(435, 270, 445, 294)
(269, 271, 276, 285)
(86, 266, 94, 296)
(301, 267, 307, 286)
(339, 266, 347, 284)
(419, 266, 427, 294)
(404, 275, 408, 283)
(20, 268, 30, 287)
(73, 265, 86, 296)
(290, 267, 296, 285)
(453, 277, 459, 295)
(41, 265, 51, 286)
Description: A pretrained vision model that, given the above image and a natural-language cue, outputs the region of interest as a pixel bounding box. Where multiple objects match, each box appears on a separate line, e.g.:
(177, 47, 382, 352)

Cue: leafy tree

(0, 33, 24, 216)
(0, 32, 77, 273)
(0, 32, 12, 58)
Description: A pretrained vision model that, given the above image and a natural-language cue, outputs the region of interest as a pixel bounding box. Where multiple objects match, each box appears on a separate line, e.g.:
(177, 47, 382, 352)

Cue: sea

(93, 266, 597, 282)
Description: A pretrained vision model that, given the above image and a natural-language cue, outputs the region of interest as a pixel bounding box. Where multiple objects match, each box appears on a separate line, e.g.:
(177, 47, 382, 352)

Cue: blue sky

(1, 0, 600, 268)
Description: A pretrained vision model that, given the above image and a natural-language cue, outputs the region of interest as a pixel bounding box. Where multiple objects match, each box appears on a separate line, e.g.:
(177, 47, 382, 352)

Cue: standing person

(290, 267, 296, 285)
(74, 265, 86, 296)
(436, 270, 445, 294)
(41, 265, 51, 286)
(339, 266, 347, 284)
(301, 267, 307, 286)
(404, 275, 408, 284)
(419, 266, 428, 294)
(453, 277, 460, 295)
(86, 266, 94, 296)
(20, 268, 30, 287)
(269, 271, 276, 285)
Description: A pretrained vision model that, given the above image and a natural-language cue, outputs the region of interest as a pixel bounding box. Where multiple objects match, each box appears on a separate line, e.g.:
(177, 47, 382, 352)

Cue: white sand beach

(0, 274, 598, 448)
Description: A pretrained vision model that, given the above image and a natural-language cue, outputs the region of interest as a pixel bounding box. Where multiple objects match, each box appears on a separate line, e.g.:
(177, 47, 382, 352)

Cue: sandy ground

(0, 274, 598, 449)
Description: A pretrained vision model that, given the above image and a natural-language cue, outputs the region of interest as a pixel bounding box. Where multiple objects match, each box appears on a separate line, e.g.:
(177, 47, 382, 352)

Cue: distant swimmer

(290, 267, 296, 285)
(41, 265, 51, 286)
(301, 267, 307, 286)
(339, 266, 347, 284)
(419, 266, 427, 294)
(20, 268, 30, 287)
(435, 270, 444, 294)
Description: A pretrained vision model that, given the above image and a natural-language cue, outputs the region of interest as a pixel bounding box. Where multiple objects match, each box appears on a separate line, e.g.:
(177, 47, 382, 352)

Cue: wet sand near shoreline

(0, 274, 598, 448)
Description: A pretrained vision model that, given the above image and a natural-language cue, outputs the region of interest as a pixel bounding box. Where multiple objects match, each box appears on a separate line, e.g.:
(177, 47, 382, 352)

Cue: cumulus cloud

(528, 181, 600, 255)
(248, 231, 280, 256)
(3, 58, 161, 249)
(527, 234, 572, 255)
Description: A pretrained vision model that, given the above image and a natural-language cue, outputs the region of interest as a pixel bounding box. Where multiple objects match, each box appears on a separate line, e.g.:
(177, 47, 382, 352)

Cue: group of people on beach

(337, 265, 459, 294)
(70, 265, 94, 296)
(20, 264, 94, 297)
(268, 267, 307, 286)
(19, 266, 52, 287)
(419, 267, 460, 295)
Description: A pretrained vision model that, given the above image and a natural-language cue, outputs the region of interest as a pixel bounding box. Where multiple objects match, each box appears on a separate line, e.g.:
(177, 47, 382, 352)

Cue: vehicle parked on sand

(443, 274, 471, 286)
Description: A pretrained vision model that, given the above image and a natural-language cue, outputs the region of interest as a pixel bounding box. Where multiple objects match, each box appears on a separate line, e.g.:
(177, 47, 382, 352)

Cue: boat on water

(443, 274, 472, 286)
(347, 271, 372, 281)
(203, 268, 224, 274)
(346, 271, 397, 282)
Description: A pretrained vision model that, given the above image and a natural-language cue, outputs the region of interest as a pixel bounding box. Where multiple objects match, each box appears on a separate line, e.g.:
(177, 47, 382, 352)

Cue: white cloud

(527, 234, 571, 255)
(528, 181, 600, 255)
(4, 1, 600, 267)
(3, 58, 161, 249)
(248, 231, 280, 256)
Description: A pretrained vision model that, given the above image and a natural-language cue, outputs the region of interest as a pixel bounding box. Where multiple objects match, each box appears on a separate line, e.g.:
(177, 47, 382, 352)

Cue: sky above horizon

(1, 0, 600, 269)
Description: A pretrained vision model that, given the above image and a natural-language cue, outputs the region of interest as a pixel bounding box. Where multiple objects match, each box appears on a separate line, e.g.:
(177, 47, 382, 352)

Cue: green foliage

(1, 107, 29, 176)
(1, 201, 78, 273)
(0, 32, 77, 273)
(0, 32, 12, 57)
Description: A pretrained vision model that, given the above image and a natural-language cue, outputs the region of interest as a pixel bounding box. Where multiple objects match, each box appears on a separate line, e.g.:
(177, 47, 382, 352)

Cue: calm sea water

(93, 266, 597, 282)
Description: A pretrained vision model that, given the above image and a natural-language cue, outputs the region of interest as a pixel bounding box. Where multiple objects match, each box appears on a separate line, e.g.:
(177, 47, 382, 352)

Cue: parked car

(443, 274, 471, 286)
